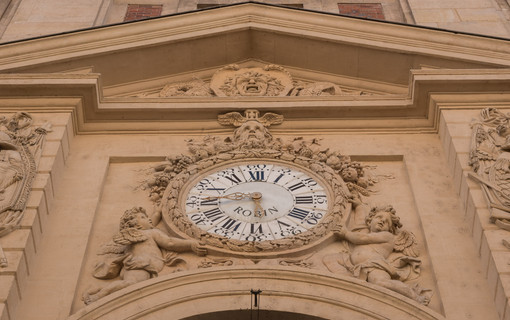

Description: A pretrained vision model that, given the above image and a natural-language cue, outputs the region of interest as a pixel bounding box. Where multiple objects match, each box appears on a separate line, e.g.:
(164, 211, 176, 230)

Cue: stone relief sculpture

(151, 64, 368, 98)
(469, 107, 510, 231)
(323, 200, 431, 305)
(83, 109, 430, 305)
(159, 78, 213, 97)
(210, 64, 294, 97)
(145, 109, 372, 253)
(0, 112, 49, 267)
(82, 207, 207, 305)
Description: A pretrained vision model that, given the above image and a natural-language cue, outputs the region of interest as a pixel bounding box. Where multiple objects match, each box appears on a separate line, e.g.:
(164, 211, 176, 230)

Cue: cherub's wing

(112, 228, 147, 245)
(394, 230, 419, 258)
(96, 240, 127, 255)
(217, 112, 246, 127)
(259, 112, 284, 127)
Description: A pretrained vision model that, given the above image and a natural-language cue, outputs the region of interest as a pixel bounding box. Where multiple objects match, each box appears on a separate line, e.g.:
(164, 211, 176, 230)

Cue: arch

(69, 267, 445, 320)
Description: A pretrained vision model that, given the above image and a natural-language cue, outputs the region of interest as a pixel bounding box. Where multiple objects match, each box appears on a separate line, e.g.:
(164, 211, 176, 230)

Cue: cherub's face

(136, 212, 153, 230)
(342, 168, 358, 182)
(369, 211, 392, 233)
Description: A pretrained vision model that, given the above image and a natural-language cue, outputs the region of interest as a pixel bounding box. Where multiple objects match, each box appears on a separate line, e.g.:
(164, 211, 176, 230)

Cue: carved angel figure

(469, 108, 510, 230)
(82, 207, 207, 305)
(324, 202, 431, 305)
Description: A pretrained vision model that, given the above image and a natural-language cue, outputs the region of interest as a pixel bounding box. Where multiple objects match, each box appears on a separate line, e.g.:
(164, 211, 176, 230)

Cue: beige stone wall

(0, 0, 509, 43)
(409, 0, 510, 38)
(0, 112, 73, 320)
(0, 117, 500, 320)
(440, 107, 510, 320)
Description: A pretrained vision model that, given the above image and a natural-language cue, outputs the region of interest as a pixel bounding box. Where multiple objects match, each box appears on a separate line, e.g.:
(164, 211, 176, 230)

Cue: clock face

(182, 161, 330, 241)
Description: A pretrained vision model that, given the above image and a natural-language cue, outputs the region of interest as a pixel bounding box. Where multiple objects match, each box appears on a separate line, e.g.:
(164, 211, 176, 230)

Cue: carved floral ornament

(0, 112, 50, 268)
(85, 109, 431, 306)
(150, 64, 369, 97)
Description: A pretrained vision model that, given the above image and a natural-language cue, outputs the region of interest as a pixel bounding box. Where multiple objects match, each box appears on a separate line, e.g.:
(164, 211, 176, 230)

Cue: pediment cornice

(0, 68, 508, 134)
(0, 3, 508, 133)
(0, 3, 508, 77)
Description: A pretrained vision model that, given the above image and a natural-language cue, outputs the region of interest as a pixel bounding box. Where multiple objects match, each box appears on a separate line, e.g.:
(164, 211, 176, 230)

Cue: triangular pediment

(103, 59, 406, 98)
(0, 2, 508, 133)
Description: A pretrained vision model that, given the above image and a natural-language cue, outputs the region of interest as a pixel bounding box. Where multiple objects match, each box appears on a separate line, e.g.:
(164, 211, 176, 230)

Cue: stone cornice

(0, 4, 509, 71)
(0, 69, 508, 134)
(0, 4, 507, 134)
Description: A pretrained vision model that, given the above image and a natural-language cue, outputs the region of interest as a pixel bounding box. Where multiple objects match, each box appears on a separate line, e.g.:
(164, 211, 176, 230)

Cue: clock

(180, 160, 331, 242)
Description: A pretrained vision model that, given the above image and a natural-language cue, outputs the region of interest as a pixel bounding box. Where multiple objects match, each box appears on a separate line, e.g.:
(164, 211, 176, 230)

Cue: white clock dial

(183, 162, 330, 241)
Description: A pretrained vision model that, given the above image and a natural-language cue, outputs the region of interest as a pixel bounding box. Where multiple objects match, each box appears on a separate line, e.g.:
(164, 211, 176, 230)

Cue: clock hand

(203, 192, 253, 201)
(253, 199, 265, 217)
(250, 192, 265, 218)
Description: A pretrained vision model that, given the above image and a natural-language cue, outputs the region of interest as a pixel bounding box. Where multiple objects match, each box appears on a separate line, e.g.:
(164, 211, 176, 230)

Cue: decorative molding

(0, 3, 510, 71)
(134, 64, 368, 98)
(70, 267, 446, 320)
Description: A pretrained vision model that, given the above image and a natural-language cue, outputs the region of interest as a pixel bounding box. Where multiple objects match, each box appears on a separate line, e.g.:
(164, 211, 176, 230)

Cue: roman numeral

(248, 171, 265, 181)
(277, 220, 291, 230)
(250, 223, 263, 234)
(203, 208, 224, 222)
(221, 218, 242, 231)
(288, 182, 305, 191)
(273, 173, 284, 184)
(224, 174, 242, 185)
(206, 187, 225, 192)
(288, 208, 310, 220)
(200, 198, 218, 206)
(295, 196, 313, 204)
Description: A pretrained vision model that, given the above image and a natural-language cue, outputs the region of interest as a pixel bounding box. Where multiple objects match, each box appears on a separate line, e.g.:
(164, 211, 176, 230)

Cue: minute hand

(203, 192, 253, 201)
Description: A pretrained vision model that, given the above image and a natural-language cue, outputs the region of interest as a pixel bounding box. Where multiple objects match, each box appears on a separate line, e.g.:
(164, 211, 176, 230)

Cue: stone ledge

(0, 303, 9, 320)
(0, 276, 18, 320)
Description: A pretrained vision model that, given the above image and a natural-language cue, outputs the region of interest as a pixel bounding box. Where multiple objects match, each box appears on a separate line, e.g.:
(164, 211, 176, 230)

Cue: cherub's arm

(336, 226, 393, 245)
(151, 229, 207, 256)
(345, 231, 393, 245)
(150, 207, 162, 227)
(348, 197, 369, 232)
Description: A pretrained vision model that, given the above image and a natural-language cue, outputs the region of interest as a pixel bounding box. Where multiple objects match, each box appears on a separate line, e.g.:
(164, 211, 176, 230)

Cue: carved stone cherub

(324, 202, 431, 305)
(82, 207, 207, 305)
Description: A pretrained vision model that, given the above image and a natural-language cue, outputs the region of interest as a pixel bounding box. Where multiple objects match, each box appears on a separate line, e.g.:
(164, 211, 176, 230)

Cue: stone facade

(0, 2, 509, 320)
(0, 0, 510, 42)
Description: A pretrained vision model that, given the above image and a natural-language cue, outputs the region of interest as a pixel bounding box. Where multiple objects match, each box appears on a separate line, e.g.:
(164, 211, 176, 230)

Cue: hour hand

(203, 192, 252, 201)
(251, 192, 265, 218)
(253, 198, 265, 217)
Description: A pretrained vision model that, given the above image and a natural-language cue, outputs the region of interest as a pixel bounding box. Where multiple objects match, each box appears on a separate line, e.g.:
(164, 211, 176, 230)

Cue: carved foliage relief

(139, 64, 369, 98)
(0, 112, 50, 267)
(84, 109, 431, 306)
